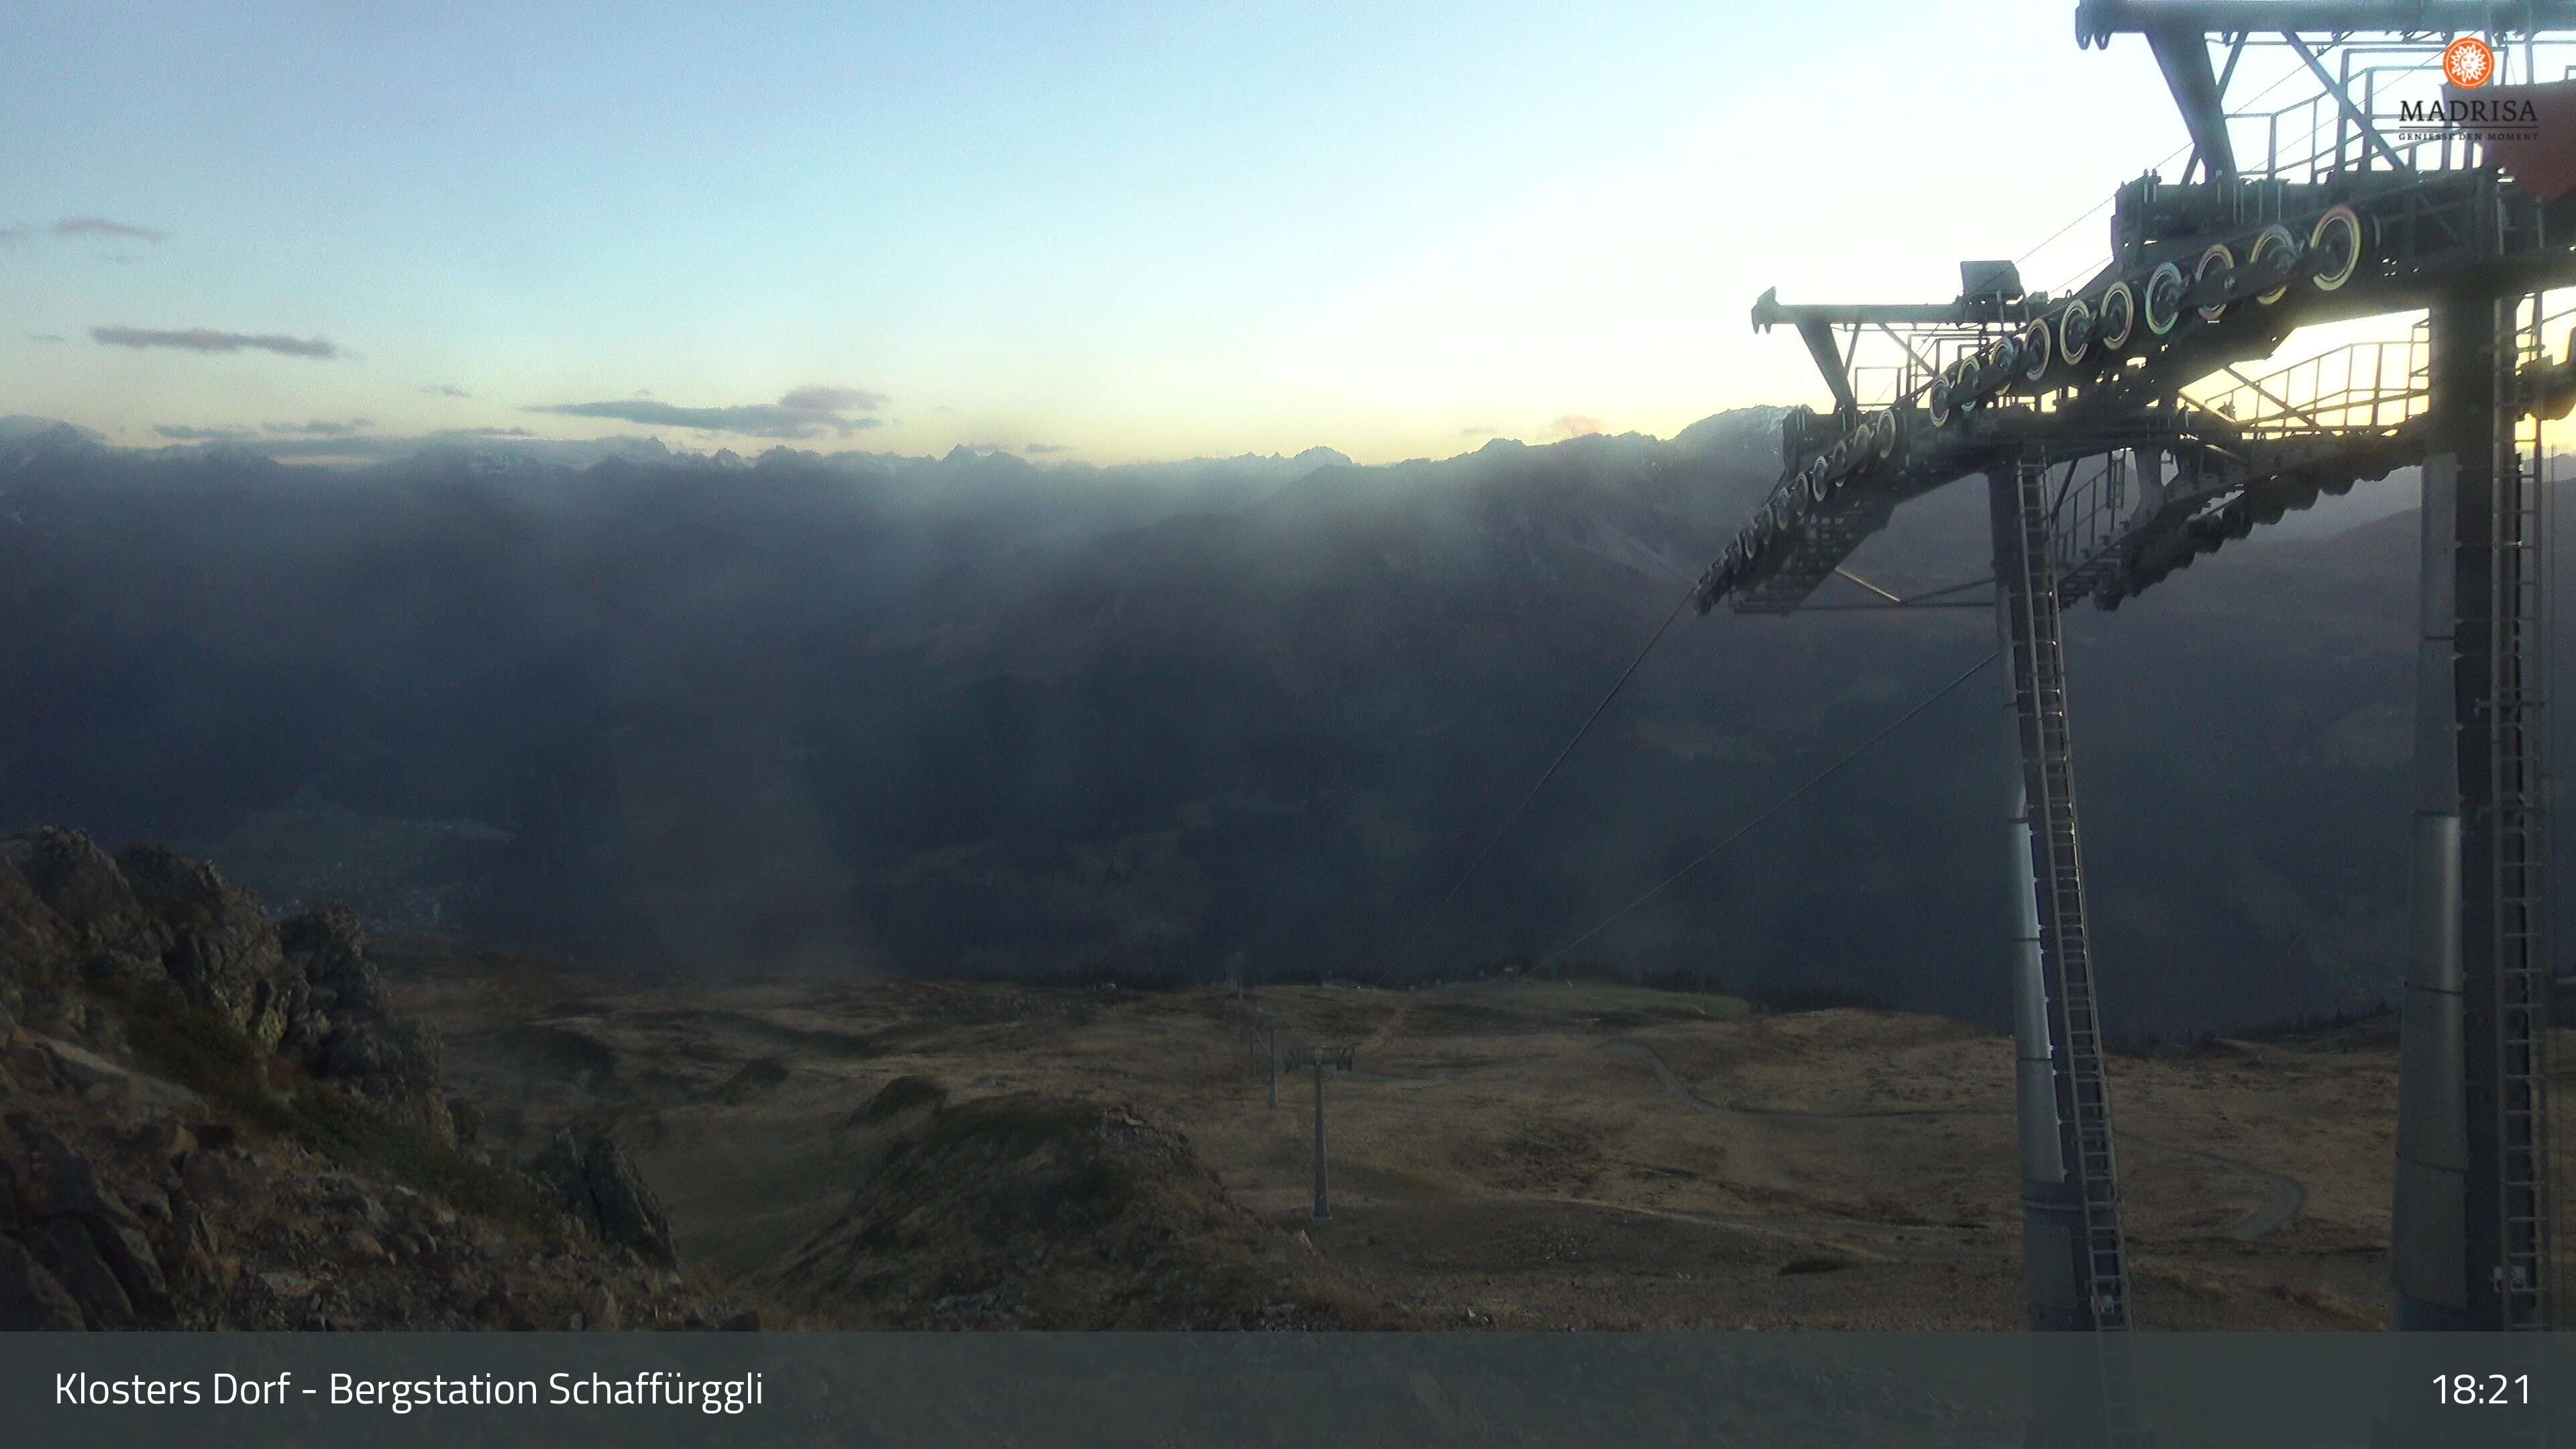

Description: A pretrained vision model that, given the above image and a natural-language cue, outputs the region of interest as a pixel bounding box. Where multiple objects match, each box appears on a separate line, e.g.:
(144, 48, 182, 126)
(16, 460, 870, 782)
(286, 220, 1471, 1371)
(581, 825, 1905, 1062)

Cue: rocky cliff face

(0, 828, 749, 1330)
(1, 828, 445, 1136)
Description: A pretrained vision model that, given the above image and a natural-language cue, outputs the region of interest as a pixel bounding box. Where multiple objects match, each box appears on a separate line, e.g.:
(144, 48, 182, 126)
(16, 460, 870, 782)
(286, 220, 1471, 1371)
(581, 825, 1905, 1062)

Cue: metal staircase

(1997, 460, 2149, 1448)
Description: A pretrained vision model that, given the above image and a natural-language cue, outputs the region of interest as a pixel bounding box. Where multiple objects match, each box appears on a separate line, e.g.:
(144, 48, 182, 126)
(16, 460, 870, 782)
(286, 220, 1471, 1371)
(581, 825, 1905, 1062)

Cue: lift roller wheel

(1871, 408, 1900, 460)
(2308, 205, 2367, 292)
(2194, 243, 2234, 323)
(2246, 224, 2298, 305)
(1928, 373, 1956, 429)
(2021, 319, 2053, 382)
(2142, 261, 2185, 337)
(2095, 282, 2135, 352)
(1987, 333, 2021, 384)
(2057, 297, 2094, 369)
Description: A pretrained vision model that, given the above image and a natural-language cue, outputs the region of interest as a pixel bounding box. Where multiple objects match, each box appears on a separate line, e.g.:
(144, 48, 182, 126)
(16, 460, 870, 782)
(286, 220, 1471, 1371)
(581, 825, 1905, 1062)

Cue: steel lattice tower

(1693, 5, 2576, 1443)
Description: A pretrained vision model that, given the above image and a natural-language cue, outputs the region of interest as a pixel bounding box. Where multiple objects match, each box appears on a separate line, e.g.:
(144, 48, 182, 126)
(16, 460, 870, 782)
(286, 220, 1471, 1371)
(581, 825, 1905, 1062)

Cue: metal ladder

(2483, 303, 2553, 1449)
(2496, 420, 2552, 1338)
(2497, 323, 2556, 1449)
(2002, 460, 2150, 1448)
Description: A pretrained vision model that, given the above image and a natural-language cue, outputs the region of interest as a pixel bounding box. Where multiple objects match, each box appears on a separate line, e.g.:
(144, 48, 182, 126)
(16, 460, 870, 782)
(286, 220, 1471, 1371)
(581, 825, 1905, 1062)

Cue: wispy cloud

(419, 384, 472, 399)
(26, 333, 65, 343)
(1541, 414, 1605, 440)
(264, 418, 371, 437)
(527, 384, 886, 439)
(53, 216, 169, 245)
(91, 325, 339, 359)
(1459, 423, 1497, 437)
(1, 216, 170, 250)
(140, 428, 686, 467)
(1024, 441, 1068, 455)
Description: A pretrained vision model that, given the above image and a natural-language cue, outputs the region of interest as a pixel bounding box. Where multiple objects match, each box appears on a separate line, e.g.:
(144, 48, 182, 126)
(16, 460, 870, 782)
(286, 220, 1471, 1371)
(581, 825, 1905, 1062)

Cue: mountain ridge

(0, 407, 2517, 1036)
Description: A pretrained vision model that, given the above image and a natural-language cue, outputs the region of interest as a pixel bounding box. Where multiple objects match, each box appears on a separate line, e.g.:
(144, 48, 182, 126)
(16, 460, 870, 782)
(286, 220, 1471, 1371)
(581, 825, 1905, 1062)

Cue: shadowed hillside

(1, 417, 2524, 1036)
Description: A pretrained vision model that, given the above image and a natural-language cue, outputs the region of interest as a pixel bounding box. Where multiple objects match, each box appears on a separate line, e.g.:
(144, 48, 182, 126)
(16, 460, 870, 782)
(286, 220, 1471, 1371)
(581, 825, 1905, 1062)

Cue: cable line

(1538, 647, 2000, 967)
(1379, 583, 1697, 980)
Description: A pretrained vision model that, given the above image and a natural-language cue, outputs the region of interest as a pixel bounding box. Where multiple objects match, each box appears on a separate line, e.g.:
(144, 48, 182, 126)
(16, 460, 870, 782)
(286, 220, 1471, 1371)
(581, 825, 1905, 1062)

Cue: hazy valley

(0, 415, 2483, 1038)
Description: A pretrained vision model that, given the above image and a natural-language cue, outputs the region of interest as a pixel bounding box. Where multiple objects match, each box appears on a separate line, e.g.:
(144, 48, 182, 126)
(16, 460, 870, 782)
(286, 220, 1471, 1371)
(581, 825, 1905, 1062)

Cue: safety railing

(2045, 453, 2137, 587)
(2221, 42, 2576, 186)
(2178, 331, 2431, 439)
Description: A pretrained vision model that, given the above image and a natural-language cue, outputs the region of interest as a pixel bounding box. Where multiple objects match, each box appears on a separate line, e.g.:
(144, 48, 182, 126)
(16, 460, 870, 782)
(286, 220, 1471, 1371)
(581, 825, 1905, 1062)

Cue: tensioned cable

(1378, 584, 1698, 981)
(1537, 648, 2000, 967)
(1399, 60, 2345, 985)
(2026, 56, 2332, 295)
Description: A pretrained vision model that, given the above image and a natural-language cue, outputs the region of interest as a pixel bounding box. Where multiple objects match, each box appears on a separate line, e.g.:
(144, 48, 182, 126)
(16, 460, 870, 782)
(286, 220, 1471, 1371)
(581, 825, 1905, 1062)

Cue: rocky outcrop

(278, 907, 445, 1138)
(7, 829, 148, 961)
(0, 1232, 85, 1329)
(0, 1046, 757, 1330)
(529, 1122, 677, 1267)
(0, 828, 759, 1332)
(0, 828, 447, 1139)
(119, 844, 299, 1051)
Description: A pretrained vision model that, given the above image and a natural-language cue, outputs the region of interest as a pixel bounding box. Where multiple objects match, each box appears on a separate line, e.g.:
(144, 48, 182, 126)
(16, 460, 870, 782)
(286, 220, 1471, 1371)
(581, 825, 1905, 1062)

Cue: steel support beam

(1990, 465, 2153, 1449)
(2079, 1, 2576, 44)
(1796, 319, 1860, 414)
(2147, 26, 2237, 189)
(2392, 292, 2512, 1332)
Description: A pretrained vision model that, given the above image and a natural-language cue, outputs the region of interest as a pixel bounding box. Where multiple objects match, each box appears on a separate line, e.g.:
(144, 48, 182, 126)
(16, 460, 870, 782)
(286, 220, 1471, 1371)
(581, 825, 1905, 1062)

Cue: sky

(2, 1, 2353, 466)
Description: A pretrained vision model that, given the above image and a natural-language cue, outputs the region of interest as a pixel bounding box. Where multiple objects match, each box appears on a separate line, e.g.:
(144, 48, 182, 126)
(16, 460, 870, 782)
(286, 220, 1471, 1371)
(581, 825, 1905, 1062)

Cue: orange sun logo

(2445, 36, 2496, 89)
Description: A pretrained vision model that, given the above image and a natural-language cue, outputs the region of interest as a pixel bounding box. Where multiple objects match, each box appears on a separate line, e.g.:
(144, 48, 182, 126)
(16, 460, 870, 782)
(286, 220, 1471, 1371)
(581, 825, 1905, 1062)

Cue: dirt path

(1598, 1039, 2306, 1243)
(1527, 1194, 1996, 1265)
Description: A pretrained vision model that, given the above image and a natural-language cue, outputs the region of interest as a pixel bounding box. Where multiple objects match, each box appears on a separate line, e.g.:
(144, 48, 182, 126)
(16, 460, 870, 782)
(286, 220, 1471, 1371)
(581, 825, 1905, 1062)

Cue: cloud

(91, 325, 339, 359)
(27, 333, 65, 343)
(1542, 414, 1605, 439)
(1023, 441, 1068, 455)
(264, 418, 372, 437)
(3, 217, 170, 252)
(1459, 423, 1497, 437)
(419, 384, 472, 399)
(527, 384, 886, 439)
(136, 427, 704, 468)
(778, 384, 888, 414)
(53, 216, 169, 245)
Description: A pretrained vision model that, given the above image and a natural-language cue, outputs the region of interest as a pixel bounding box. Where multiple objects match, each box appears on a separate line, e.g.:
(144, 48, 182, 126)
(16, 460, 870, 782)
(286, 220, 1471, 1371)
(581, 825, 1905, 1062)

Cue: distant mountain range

(0, 412, 2533, 1036)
